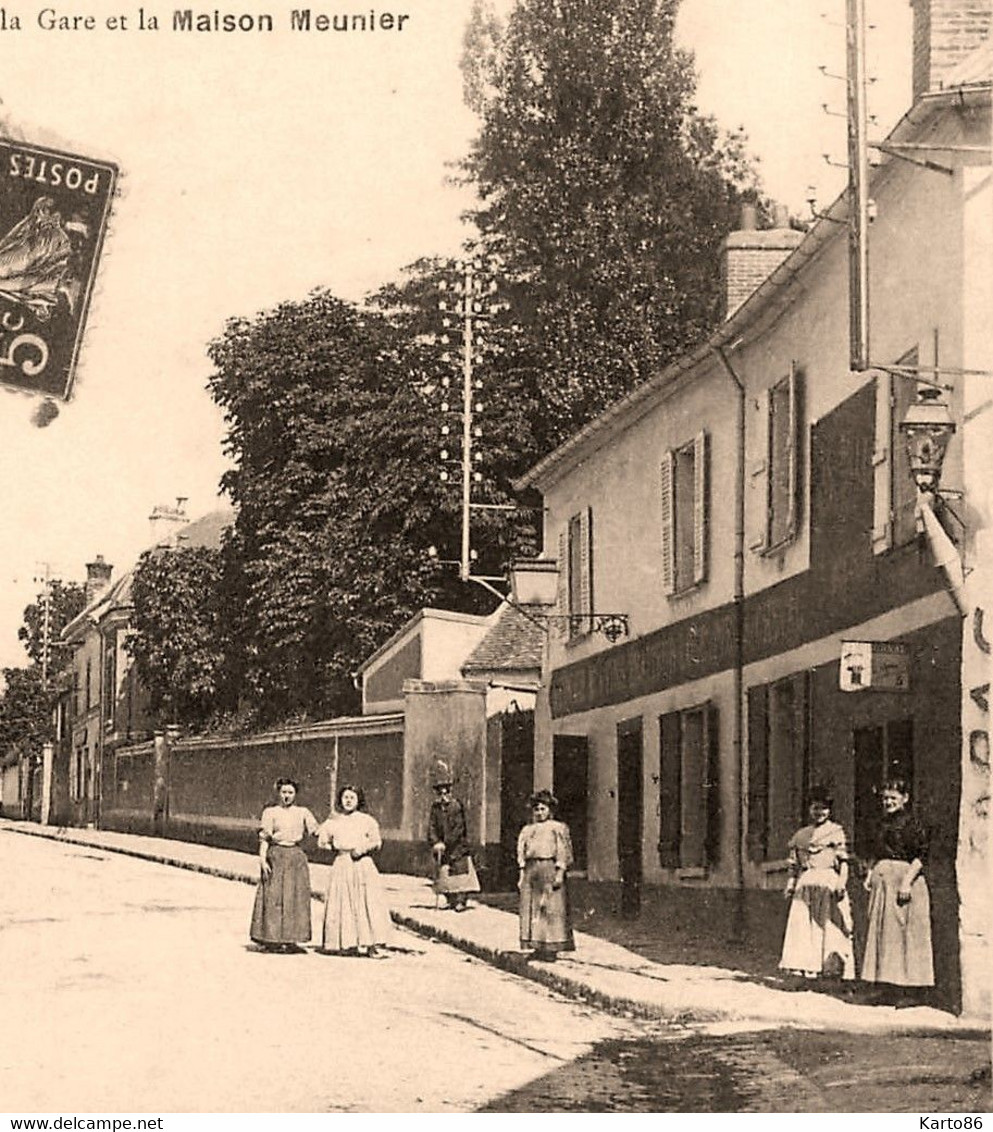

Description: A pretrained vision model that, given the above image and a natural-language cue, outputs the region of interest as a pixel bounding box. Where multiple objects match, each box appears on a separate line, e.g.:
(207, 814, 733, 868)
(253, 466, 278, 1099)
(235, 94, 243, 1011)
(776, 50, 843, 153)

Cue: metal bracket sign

(840, 640, 911, 692)
(0, 138, 117, 400)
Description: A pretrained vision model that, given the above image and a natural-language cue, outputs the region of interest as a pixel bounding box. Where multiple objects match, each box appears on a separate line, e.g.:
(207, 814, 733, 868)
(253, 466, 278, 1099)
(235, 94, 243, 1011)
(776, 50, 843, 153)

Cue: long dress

(517, 818, 575, 954)
(428, 797, 481, 898)
(778, 819, 855, 979)
(318, 811, 394, 952)
(862, 810, 934, 987)
(250, 804, 318, 946)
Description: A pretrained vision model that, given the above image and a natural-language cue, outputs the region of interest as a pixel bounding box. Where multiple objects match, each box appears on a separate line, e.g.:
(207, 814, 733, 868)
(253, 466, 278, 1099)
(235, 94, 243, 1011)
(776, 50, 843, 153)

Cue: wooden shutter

(786, 362, 804, 539)
(790, 670, 811, 828)
(749, 389, 771, 552)
(578, 507, 593, 636)
(704, 704, 721, 868)
(660, 450, 676, 594)
(746, 684, 769, 861)
(658, 711, 681, 868)
(555, 529, 568, 639)
(693, 430, 709, 585)
(872, 371, 894, 553)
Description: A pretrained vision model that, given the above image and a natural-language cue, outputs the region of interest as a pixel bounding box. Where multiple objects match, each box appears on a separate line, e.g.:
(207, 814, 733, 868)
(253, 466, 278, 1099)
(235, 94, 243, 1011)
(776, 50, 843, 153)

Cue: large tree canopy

(460, 0, 761, 442)
(205, 290, 502, 726)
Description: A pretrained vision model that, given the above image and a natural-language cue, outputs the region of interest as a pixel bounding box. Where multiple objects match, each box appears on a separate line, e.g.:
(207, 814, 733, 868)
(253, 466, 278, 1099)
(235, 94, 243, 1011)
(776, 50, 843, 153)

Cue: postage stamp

(0, 138, 118, 400)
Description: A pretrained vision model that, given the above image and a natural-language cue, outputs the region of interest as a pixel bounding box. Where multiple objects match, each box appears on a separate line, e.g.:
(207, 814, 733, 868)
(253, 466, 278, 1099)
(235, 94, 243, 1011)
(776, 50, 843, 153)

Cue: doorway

(853, 718, 914, 858)
(616, 718, 643, 917)
(552, 735, 589, 872)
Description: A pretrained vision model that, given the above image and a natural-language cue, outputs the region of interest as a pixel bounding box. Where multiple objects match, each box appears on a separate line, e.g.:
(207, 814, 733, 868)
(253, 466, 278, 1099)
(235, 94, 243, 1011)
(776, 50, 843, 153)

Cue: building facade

(518, 9, 990, 1015)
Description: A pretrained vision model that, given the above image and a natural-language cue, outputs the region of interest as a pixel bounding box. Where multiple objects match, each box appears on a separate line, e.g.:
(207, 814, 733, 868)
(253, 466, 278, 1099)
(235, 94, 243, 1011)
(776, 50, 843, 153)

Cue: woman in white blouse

(517, 790, 575, 961)
(317, 784, 394, 957)
(250, 777, 319, 952)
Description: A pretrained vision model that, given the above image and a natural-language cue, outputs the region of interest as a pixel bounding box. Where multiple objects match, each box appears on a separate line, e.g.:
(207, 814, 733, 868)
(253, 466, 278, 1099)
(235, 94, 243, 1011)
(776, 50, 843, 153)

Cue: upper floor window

(103, 634, 117, 731)
(872, 347, 920, 554)
(557, 507, 593, 639)
(660, 431, 709, 595)
(85, 658, 92, 711)
(752, 363, 804, 553)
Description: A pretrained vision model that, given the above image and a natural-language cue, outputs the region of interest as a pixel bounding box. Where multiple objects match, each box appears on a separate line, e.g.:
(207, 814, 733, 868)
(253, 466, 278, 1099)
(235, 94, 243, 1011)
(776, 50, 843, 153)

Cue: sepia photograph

(0, 0, 990, 1117)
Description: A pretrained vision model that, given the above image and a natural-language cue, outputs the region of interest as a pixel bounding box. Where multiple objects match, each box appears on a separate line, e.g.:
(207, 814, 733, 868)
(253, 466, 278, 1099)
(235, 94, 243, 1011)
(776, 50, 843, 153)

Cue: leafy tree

(206, 290, 501, 726)
(127, 545, 229, 728)
(0, 666, 50, 758)
(18, 580, 86, 674)
(459, 0, 763, 444)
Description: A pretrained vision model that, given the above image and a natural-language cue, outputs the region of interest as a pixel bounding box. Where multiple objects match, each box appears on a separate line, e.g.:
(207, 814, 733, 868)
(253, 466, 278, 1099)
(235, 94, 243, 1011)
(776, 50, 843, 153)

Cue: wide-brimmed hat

(431, 759, 454, 788)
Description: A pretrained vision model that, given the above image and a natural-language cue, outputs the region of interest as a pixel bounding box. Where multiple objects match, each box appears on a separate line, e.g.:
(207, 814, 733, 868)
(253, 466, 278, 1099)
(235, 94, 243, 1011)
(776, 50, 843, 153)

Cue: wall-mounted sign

(0, 138, 118, 400)
(840, 640, 910, 692)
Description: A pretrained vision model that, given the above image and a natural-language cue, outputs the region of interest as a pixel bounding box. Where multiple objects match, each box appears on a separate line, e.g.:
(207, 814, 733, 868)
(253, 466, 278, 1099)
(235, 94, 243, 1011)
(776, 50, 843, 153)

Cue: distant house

(54, 504, 233, 827)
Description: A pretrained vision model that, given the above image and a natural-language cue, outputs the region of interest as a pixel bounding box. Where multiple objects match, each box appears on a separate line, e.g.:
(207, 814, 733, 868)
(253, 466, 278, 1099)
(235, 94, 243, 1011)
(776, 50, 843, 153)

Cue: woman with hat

(250, 777, 319, 952)
(428, 760, 480, 912)
(517, 789, 575, 961)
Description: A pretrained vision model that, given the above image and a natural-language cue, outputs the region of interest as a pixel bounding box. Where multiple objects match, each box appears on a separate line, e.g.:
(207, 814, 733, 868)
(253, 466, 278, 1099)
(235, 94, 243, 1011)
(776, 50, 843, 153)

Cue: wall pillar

(402, 679, 488, 847)
(40, 742, 53, 825)
(152, 730, 171, 837)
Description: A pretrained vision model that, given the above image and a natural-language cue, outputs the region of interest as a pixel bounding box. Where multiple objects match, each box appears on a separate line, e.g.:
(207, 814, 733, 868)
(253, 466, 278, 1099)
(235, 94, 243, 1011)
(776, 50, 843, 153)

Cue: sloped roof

(461, 602, 545, 675)
(62, 506, 235, 639)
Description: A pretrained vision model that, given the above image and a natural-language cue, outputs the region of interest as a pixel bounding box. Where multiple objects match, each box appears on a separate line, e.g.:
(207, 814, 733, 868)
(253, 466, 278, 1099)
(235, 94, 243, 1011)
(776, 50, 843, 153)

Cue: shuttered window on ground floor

(747, 672, 810, 862)
(658, 703, 720, 870)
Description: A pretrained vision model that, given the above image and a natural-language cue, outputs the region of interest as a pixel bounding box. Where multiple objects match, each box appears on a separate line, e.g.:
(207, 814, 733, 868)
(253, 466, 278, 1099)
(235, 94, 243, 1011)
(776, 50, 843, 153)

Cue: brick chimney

(723, 204, 804, 319)
(911, 0, 992, 99)
(85, 555, 113, 605)
(148, 498, 189, 549)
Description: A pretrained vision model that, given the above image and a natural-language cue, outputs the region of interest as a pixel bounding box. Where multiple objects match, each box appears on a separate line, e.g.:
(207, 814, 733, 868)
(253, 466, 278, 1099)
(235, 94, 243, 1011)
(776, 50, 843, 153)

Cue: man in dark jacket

(428, 761, 480, 911)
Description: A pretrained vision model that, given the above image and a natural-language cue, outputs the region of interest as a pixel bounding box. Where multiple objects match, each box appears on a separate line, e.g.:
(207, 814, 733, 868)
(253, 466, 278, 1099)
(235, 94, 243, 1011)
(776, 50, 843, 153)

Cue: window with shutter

(658, 712, 681, 868)
(663, 432, 709, 595)
(565, 508, 594, 639)
(658, 703, 719, 870)
(768, 363, 803, 548)
(660, 452, 675, 595)
(873, 348, 919, 554)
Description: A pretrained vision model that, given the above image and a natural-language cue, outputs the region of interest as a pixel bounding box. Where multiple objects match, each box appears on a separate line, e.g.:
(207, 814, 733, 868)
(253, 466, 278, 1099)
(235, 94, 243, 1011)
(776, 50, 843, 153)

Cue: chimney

(723, 204, 804, 319)
(148, 498, 189, 549)
(85, 555, 113, 605)
(911, 0, 992, 99)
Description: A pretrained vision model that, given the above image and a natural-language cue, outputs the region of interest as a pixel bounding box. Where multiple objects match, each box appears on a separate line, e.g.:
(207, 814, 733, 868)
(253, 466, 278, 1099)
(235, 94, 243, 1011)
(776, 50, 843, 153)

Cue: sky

(0, 0, 913, 667)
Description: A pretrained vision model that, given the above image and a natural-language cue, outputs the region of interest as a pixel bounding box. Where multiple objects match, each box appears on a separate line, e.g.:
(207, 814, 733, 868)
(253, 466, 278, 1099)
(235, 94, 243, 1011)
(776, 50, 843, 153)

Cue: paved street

(2, 829, 989, 1114)
(0, 833, 633, 1113)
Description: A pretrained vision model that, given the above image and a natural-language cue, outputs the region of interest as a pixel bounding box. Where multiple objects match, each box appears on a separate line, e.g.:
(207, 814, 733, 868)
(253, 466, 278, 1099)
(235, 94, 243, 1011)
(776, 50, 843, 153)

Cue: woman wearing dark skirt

(862, 778, 934, 995)
(517, 790, 575, 961)
(250, 778, 319, 952)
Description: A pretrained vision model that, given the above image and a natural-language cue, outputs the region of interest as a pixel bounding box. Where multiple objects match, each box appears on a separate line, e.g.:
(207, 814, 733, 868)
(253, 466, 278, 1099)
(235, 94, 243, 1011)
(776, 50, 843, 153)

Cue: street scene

(0, 0, 991, 1117)
(1, 824, 989, 1113)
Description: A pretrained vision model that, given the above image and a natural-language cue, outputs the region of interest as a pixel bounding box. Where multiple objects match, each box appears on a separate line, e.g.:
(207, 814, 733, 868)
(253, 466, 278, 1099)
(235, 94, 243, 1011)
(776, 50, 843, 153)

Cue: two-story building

(56, 504, 232, 827)
(516, 2, 990, 1015)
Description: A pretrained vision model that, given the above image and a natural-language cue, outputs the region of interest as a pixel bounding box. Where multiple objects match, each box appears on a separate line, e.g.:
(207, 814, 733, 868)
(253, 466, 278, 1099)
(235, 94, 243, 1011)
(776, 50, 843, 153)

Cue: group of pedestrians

(250, 778, 394, 958)
(779, 777, 934, 1002)
(249, 766, 577, 963)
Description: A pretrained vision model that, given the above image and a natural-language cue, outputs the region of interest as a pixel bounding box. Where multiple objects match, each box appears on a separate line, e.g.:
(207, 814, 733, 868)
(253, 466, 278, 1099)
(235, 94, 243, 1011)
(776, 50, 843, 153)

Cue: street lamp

(898, 386, 956, 496)
(509, 557, 630, 643)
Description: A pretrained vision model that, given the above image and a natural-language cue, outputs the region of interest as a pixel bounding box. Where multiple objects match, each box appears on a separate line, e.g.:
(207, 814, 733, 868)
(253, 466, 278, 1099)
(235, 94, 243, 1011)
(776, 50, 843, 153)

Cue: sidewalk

(3, 819, 988, 1036)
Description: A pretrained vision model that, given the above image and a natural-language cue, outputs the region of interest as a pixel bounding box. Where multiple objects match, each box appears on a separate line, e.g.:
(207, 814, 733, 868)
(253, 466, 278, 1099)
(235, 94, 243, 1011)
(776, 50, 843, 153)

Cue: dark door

(617, 718, 644, 917)
(498, 710, 535, 888)
(553, 735, 588, 872)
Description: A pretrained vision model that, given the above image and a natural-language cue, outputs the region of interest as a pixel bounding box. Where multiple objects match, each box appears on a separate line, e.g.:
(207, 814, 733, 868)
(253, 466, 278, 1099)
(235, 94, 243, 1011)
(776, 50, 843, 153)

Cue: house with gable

(515, 1, 991, 1014)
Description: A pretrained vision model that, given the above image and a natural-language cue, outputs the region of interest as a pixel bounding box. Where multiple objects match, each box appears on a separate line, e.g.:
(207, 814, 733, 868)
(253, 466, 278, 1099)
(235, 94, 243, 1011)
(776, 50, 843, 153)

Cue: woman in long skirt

(517, 790, 575, 961)
(862, 778, 934, 997)
(250, 777, 319, 952)
(779, 788, 854, 980)
(317, 784, 393, 957)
